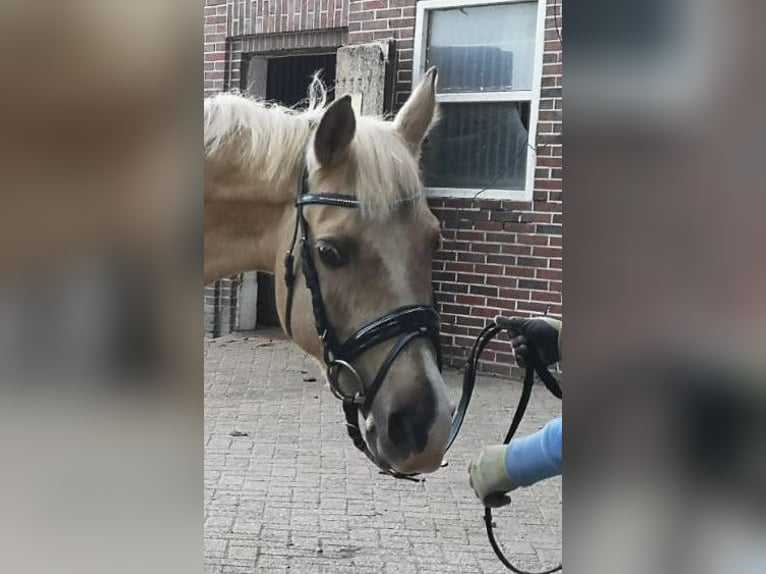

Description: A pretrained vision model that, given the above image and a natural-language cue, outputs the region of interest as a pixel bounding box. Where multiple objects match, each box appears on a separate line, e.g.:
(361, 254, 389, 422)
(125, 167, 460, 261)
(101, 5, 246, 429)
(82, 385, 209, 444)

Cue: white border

(413, 0, 547, 200)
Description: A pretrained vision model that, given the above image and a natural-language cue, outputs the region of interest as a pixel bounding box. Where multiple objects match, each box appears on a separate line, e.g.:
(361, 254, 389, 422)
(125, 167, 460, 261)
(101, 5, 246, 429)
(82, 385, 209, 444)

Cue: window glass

(426, 2, 538, 93)
(422, 102, 531, 190)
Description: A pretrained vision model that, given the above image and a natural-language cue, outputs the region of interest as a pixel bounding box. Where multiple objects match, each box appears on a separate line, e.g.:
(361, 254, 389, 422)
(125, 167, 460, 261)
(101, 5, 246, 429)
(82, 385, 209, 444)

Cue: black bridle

(282, 168, 472, 479)
(462, 319, 563, 573)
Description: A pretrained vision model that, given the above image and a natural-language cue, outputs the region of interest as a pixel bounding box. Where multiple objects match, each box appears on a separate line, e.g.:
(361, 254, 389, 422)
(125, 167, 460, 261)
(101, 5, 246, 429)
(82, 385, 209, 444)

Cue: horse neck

(204, 165, 298, 284)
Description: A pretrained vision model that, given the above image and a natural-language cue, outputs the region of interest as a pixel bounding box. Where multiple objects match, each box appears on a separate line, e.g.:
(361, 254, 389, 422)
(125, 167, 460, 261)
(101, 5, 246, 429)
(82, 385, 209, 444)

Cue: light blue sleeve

(504, 417, 562, 487)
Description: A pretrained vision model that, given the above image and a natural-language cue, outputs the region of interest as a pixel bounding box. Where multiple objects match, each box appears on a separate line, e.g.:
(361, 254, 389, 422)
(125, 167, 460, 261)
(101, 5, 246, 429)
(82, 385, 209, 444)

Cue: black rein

(462, 319, 562, 573)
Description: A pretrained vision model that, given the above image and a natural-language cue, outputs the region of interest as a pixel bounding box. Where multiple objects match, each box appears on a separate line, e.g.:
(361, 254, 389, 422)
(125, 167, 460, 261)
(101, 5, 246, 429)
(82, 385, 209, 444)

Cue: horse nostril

(387, 410, 409, 451)
(387, 404, 431, 456)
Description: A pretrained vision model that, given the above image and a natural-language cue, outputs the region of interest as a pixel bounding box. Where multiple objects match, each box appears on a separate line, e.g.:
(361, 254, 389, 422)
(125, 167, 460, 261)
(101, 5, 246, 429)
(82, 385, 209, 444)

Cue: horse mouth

(361, 414, 407, 473)
(360, 414, 382, 459)
(360, 412, 435, 475)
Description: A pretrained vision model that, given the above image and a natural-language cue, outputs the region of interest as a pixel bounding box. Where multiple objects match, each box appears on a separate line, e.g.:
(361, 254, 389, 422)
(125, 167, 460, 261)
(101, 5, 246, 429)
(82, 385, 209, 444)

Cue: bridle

(282, 167, 473, 479)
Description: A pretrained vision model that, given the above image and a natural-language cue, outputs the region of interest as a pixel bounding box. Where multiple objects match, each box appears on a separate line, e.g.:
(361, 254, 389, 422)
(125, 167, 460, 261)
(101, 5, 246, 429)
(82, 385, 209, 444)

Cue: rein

(462, 319, 562, 574)
(282, 167, 473, 480)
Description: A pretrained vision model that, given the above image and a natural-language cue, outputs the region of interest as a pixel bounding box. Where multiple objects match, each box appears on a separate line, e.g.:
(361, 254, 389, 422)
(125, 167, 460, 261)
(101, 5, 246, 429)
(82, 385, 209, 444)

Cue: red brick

(543, 63, 563, 75)
(456, 273, 484, 283)
(517, 301, 551, 313)
(532, 202, 561, 213)
(532, 246, 562, 258)
(474, 264, 504, 275)
(503, 222, 534, 233)
(348, 32, 372, 44)
(534, 179, 562, 190)
(486, 276, 518, 288)
(531, 291, 561, 303)
(373, 30, 397, 40)
(520, 212, 552, 223)
(499, 288, 531, 300)
(456, 252, 484, 264)
(375, 8, 402, 18)
(456, 231, 484, 242)
(362, 19, 388, 30)
(474, 221, 504, 231)
(536, 269, 562, 281)
(517, 234, 548, 246)
(389, 17, 415, 27)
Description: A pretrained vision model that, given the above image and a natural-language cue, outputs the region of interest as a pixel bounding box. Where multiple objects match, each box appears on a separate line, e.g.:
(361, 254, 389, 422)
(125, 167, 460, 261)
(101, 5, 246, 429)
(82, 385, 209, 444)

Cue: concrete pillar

(336, 41, 394, 116)
(236, 271, 258, 331)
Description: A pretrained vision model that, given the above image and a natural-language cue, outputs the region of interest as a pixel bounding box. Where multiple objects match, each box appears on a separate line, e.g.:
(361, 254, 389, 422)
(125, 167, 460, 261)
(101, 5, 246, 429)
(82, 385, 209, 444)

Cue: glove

(468, 445, 516, 508)
(495, 315, 562, 368)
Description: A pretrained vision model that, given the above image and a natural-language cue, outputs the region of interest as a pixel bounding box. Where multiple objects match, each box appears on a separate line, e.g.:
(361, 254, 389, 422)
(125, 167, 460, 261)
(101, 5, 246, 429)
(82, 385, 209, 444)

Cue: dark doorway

(243, 51, 337, 328)
(266, 53, 337, 106)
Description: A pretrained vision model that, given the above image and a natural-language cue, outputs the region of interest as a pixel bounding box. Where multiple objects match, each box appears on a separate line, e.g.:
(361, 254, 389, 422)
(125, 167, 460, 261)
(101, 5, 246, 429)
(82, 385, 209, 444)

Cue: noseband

(282, 168, 446, 478)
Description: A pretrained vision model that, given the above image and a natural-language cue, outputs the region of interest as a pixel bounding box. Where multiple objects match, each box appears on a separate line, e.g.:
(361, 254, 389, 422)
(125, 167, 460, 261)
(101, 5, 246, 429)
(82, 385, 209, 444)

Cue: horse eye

(316, 241, 347, 268)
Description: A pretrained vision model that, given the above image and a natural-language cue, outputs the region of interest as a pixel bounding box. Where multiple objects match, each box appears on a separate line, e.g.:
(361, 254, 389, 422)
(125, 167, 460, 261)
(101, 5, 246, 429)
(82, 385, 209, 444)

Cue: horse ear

(394, 67, 439, 153)
(314, 95, 356, 167)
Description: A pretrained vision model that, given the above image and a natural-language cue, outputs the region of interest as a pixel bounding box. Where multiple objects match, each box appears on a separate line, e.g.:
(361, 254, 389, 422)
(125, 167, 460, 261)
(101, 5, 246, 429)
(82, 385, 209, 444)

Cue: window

(413, 0, 546, 199)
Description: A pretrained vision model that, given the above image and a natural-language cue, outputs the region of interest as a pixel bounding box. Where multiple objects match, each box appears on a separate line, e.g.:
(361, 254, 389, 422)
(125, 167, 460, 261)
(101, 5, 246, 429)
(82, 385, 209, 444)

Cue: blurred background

(0, 1, 200, 573)
(565, 0, 765, 572)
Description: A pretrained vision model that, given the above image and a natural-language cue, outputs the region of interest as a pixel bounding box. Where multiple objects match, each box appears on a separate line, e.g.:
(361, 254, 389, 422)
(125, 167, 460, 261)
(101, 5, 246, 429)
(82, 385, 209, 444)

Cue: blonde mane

(204, 77, 424, 217)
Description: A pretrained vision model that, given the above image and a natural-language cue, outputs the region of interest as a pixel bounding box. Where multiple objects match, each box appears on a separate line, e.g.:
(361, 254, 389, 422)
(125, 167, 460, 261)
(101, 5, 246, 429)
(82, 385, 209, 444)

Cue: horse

(204, 68, 453, 475)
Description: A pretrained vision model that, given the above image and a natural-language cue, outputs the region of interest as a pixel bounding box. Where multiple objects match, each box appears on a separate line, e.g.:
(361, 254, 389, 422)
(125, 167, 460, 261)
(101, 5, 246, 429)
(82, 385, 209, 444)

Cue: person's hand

(495, 315, 562, 368)
(468, 445, 516, 507)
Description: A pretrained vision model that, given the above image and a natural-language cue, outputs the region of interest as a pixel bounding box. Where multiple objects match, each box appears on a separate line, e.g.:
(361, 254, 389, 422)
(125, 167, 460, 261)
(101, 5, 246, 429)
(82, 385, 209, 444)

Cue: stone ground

(205, 330, 562, 574)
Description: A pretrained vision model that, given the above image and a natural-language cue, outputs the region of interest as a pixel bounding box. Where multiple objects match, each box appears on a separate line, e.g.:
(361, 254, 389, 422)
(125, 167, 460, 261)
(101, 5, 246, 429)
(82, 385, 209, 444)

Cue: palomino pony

(204, 69, 452, 474)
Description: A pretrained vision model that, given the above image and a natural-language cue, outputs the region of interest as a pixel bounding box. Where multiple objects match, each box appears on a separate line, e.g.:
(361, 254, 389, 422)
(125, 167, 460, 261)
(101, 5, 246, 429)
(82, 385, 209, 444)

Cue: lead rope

(463, 319, 562, 574)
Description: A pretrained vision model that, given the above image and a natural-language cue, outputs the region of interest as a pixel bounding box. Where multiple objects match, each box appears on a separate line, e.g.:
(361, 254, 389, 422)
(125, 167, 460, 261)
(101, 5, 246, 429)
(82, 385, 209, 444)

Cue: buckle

(326, 359, 365, 402)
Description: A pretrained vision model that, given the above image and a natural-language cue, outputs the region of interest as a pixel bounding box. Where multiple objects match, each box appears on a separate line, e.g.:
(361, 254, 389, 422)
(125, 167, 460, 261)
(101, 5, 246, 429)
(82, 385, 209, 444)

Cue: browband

(296, 193, 359, 208)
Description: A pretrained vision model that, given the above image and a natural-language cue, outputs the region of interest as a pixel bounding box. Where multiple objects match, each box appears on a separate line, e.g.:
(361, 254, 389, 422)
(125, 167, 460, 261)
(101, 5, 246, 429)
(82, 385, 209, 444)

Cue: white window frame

(413, 0, 547, 200)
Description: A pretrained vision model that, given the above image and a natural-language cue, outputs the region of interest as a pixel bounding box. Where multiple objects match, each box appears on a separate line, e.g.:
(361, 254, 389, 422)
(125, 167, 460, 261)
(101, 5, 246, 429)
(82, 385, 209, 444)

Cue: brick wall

(204, 0, 228, 96)
(203, 0, 563, 378)
(204, 275, 241, 337)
